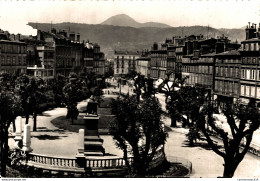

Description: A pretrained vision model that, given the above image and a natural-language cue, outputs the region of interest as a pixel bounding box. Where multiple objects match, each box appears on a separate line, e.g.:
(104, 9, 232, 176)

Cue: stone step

(85, 130, 98, 136)
(84, 151, 104, 156)
(84, 136, 102, 141)
(84, 141, 103, 146)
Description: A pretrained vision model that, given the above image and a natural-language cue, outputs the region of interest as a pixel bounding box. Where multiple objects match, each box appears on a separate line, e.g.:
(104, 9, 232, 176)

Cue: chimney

(37, 30, 42, 41)
(153, 42, 158, 50)
(246, 22, 257, 40)
(16, 34, 21, 41)
(10, 34, 15, 41)
(69, 32, 75, 41)
(77, 33, 80, 42)
(51, 28, 57, 34)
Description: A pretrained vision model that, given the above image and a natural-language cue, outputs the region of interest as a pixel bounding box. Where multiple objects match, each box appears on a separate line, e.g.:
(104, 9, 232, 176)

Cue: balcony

(27, 65, 45, 70)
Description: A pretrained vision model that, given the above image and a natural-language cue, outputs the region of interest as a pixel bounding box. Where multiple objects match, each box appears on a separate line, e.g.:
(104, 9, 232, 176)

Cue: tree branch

(236, 132, 253, 165)
(201, 127, 226, 158)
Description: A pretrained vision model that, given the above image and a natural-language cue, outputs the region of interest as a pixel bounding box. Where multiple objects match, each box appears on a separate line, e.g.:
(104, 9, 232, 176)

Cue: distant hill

(101, 14, 171, 28)
(28, 22, 246, 59)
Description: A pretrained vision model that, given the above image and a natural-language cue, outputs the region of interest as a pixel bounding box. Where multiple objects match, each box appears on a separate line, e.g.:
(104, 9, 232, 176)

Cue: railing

(26, 153, 77, 170)
(17, 146, 167, 176)
(86, 157, 133, 168)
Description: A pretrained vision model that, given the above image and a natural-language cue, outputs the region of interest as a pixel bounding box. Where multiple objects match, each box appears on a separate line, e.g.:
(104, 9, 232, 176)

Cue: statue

(86, 95, 98, 115)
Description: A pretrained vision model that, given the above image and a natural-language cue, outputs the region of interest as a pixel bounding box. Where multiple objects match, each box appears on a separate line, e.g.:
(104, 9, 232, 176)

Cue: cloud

(0, 17, 37, 36)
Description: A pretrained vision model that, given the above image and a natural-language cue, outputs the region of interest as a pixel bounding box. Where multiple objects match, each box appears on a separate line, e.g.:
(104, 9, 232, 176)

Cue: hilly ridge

(101, 14, 171, 28)
(28, 22, 245, 59)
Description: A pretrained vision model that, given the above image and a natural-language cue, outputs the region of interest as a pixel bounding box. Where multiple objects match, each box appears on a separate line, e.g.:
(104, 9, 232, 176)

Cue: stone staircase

(84, 132, 105, 156)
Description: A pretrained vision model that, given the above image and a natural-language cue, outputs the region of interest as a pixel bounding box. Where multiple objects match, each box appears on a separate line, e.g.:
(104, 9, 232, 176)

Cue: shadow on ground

(181, 140, 223, 150)
(32, 134, 68, 140)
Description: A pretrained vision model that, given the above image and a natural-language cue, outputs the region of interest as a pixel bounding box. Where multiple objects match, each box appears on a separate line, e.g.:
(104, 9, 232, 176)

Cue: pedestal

(22, 124, 33, 152)
(14, 116, 23, 149)
(83, 114, 105, 156)
(76, 129, 86, 169)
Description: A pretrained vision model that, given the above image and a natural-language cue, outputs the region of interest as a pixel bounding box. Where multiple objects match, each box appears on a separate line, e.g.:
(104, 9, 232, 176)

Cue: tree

(51, 74, 66, 107)
(16, 75, 46, 131)
(0, 90, 22, 177)
(198, 99, 260, 177)
(110, 95, 167, 177)
(92, 85, 104, 107)
(162, 74, 189, 127)
(132, 73, 156, 102)
(0, 73, 17, 131)
(63, 73, 82, 124)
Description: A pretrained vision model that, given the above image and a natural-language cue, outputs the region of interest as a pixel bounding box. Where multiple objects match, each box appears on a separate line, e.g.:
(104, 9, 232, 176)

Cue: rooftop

(216, 50, 240, 56)
(114, 50, 140, 55)
(241, 38, 260, 43)
(0, 39, 26, 44)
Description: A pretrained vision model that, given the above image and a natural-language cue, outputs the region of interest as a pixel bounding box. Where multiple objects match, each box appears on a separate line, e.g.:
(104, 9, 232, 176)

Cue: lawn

(51, 98, 115, 133)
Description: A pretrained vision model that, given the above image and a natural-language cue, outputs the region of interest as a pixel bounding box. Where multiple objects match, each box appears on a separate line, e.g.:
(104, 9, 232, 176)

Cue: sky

(0, 0, 259, 35)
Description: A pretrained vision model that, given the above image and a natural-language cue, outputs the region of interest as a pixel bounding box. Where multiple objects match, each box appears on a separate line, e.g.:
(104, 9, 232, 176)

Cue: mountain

(101, 14, 171, 28)
(27, 22, 245, 59)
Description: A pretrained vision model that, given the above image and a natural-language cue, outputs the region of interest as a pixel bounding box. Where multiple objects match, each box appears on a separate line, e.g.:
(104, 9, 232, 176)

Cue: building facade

(136, 51, 150, 78)
(214, 50, 241, 106)
(0, 30, 27, 75)
(114, 50, 140, 77)
(239, 22, 260, 104)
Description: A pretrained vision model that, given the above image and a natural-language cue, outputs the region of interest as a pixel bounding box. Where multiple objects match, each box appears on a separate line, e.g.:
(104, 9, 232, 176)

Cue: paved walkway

(163, 116, 260, 178)
(8, 100, 123, 158)
(107, 79, 260, 177)
(8, 81, 260, 177)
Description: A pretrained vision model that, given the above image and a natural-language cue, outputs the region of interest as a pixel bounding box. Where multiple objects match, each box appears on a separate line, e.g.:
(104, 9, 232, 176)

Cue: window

(231, 67, 235, 77)
(18, 56, 21, 65)
(257, 87, 260, 98)
(251, 86, 256, 97)
(236, 68, 239, 78)
(241, 85, 245, 96)
(251, 70, 256, 80)
(234, 83, 238, 95)
(246, 86, 250, 97)
(216, 67, 219, 76)
(1, 56, 5, 65)
(248, 57, 252, 64)
(7, 56, 11, 65)
(12, 56, 16, 65)
(242, 58, 246, 64)
(245, 44, 248, 51)
(226, 81, 229, 94)
(246, 69, 250, 79)
(225, 67, 228, 77)
(241, 69, 245, 78)
(23, 56, 26, 65)
(122, 56, 124, 68)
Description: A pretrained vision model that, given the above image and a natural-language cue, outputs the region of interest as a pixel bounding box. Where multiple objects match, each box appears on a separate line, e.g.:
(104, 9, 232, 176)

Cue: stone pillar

(22, 124, 32, 152)
(76, 129, 86, 169)
(14, 116, 23, 149)
(76, 129, 85, 156)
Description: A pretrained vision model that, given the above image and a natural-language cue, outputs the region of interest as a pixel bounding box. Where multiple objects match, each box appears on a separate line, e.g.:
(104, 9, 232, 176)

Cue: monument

(83, 96, 105, 156)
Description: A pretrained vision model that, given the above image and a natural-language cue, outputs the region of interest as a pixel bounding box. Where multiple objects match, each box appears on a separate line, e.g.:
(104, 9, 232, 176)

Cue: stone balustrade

(27, 154, 76, 168)
(15, 146, 166, 176)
